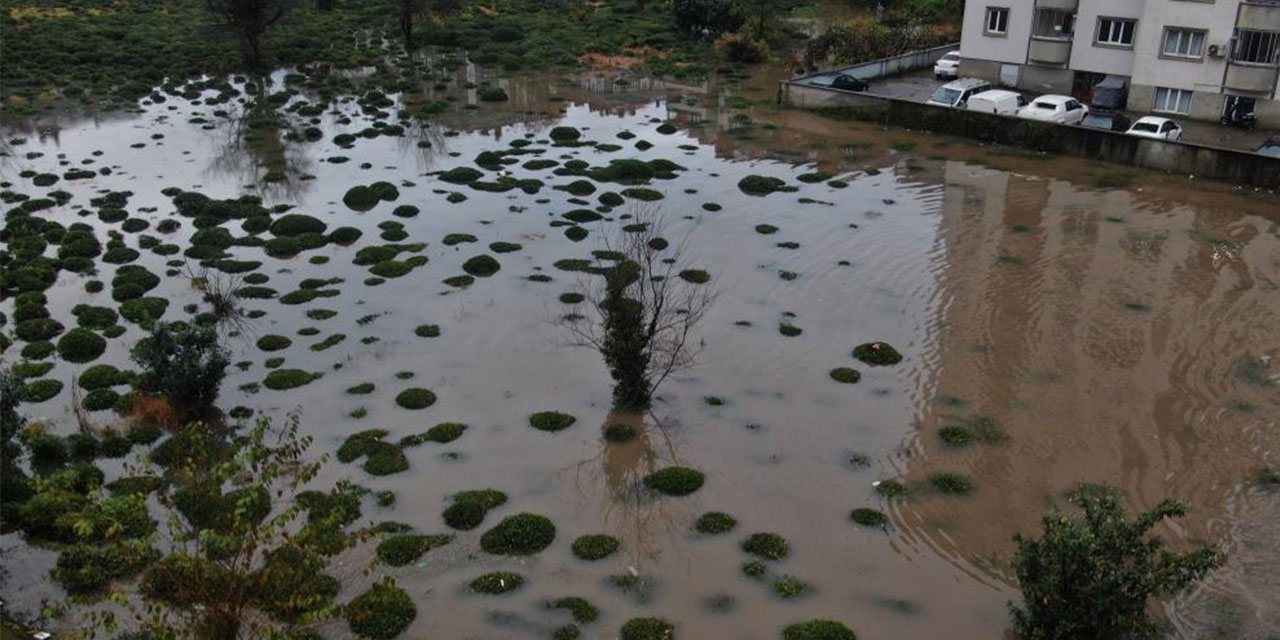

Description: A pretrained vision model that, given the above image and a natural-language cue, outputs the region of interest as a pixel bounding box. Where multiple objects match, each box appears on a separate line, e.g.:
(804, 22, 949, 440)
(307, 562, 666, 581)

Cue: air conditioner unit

(1208, 44, 1225, 58)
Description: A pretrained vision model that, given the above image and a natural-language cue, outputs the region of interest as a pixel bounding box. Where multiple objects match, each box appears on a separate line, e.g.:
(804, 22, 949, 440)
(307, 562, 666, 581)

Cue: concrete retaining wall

(794, 43, 959, 83)
(779, 82, 1280, 189)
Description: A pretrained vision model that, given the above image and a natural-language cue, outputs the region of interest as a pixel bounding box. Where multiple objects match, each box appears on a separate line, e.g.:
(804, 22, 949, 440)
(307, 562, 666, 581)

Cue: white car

(1016, 95, 1089, 125)
(927, 78, 992, 108)
(934, 51, 960, 79)
(1126, 116, 1183, 141)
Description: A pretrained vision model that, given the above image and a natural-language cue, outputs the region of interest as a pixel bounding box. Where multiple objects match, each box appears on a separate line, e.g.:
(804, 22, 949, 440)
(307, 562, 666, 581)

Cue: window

(1096, 18, 1136, 46)
(1162, 28, 1206, 58)
(1153, 87, 1193, 114)
(1032, 9, 1075, 38)
(1233, 30, 1280, 65)
(985, 7, 1009, 35)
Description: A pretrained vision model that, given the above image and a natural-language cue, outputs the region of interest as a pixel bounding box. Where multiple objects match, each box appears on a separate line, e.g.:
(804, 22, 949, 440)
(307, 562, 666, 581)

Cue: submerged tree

(204, 0, 296, 68)
(392, 0, 462, 49)
(130, 322, 231, 422)
(561, 204, 716, 410)
(1011, 485, 1224, 640)
(43, 416, 363, 640)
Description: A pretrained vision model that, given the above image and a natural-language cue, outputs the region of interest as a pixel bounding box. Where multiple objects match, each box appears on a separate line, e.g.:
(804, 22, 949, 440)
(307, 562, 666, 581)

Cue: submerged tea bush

(782, 620, 858, 640)
(57, 328, 107, 363)
(529, 411, 577, 432)
(471, 571, 524, 594)
(376, 534, 451, 567)
(346, 580, 416, 640)
(620, 617, 674, 640)
(928, 472, 974, 495)
(571, 534, 620, 561)
(741, 532, 789, 560)
(829, 368, 861, 384)
(480, 513, 556, 555)
(549, 596, 599, 623)
(462, 254, 501, 277)
(643, 467, 705, 496)
(850, 508, 888, 528)
(443, 489, 507, 530)
(395, 388, 436, 410)
(852, 342, 903, 366)
(603, 423, 637, 442)
(695, 512, 737, 535)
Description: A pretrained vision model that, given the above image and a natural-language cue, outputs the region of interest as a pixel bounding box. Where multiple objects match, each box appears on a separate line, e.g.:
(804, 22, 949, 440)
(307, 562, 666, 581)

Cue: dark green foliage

(679, 269, 710, 284)
(270, 214, 326, 236)
(874, 480, 906, 497)
(399, 422, 467, 446)
(439, 167, 484, 184)
(257, 335, 292, 351)
(571, 534, 620, 560)
(443, 489, 507, 530)
(263, 368, 321, 390)
(643, 466, 704, 496)
(529, 411, 576, 432)
(620, 618, 674, 640)
(772, 575, 808, 598)
(462, 254, 501, 277)
(376, 534, 451, 567)
(741, 532, 788, 560)
(480, 513, 556, 555)
(22, 378, 63, 402)
(338, 430, 388, 463)
(852, 342, 903, 366)
(1012, 486, 1224, 640)
(829, 367, 861, 384)
(442, 233, 477, 246)
(119, 297, 170, 325)
(343, 186, 379, 211)
(83, 388, 121, 411)
(131, 323, 229, 419)
(603, 423, 637, 442)
(549, 126, 582, 142)
(347, 383, 375, 395)
(392, 205, 419, 218)
(553, 624, 581, 640)
(928, 472, 974, 495)
(755, 224, 779, 234)
(346, 580, 416, 640)
(15, 317, 63, 342)
(549, 597, 599, 624)
(470, 571, 524, 594)
(489, 241, 522, 253)
(850, 508, 888, 527)
(395, 388, 436, 409)
(694, 512, 737, 534)
(329, 226, 363, 244)
(782, 620, 858, 640)
(73, 305, 119, 330)
(621, 187, 663, 201)
(54, 541, 159, 595)
(738, 175, 795, 195)
(363, 442, 409, 476)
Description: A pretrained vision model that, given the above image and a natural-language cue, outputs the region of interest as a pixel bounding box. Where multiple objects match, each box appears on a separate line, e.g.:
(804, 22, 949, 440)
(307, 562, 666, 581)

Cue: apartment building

(957, 0, 1280, 128)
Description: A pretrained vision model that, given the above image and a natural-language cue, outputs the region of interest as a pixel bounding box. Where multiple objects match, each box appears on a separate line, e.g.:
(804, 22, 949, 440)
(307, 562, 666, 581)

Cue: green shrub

(73, 305, 119, 329)
(462, 254, 501, 277)
(620, 618, 674, 640)
(400, 423, 466, 446)
(829, 368, 861, 384)
(928, 472, 974, 495)
(376, 534, 451, 567)
(345, 580, 416, 640)
(329, 226, 363, 244)
(529, 411, 576, 432)
(741, 532, 788, 560)
(643, 466, 704, 496)
(603, 423, 637, 442)
(343, 186, 379, 211)
(694, 512, 737, 535)
(131, 323, 229, 419)
(263, 369, 321, 390)
(22, 378, 63, 402)
(782, 620, 858, 640)
(571, 534, 619, 560)
(548, 597, 599, 624)
(851, 342, 902, 366)
(480, 513, 556, 555)
(470, 571, 524, 594)
(439, 167, 483, 184)
(738, 175, 794, 195)
(270, 214, 327, 236)
(257, 335, 292, 351)
(849, 508, 888, 527)
(1013, 486, 1224, 640)
(395, 388, 436, 409)
(549, 126, 581, 142)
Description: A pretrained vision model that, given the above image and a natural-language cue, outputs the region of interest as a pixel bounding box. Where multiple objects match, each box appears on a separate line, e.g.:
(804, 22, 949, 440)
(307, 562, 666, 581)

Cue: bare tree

(393, 0, 462, 50)
(560, 203, 716, 410)
(205, 0, 296, 68)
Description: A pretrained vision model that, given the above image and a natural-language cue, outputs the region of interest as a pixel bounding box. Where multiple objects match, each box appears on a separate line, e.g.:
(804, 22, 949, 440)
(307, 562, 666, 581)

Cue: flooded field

(2, 67, 1278, 639)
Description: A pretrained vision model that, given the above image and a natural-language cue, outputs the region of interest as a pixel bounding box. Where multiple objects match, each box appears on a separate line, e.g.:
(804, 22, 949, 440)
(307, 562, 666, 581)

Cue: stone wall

(780, 82, 1280, 188)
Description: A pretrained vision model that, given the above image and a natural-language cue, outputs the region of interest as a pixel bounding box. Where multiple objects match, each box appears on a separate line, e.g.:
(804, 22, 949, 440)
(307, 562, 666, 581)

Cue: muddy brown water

(2, 67, 1278, 639)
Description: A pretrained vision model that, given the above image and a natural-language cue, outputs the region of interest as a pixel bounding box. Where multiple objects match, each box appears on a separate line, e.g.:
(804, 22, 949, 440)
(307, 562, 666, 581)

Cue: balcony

(1224, 62, 1279, 93)
(1239, 2, 1280, 33)
(1036, 0, 1078, 10)
(1028, 37, 1073, 65)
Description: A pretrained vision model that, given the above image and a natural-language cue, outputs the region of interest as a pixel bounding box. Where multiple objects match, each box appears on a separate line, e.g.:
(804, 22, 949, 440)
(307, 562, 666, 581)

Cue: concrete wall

(780, 81, 1280, 188)
(793, 44, 959, 84)
(960, 0, 1033, 65)
(1069, 0, 1143, 76)
(1019, 65, 1074, 93)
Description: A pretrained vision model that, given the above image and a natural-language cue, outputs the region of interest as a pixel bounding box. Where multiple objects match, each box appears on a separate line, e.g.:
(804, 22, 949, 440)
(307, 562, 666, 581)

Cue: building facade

(958, 0, 1280, 127)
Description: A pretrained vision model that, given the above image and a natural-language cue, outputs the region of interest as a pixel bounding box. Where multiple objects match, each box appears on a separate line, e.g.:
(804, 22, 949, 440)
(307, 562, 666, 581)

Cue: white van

(965, 89, 1028, 115)
(927, 78, 992, 109)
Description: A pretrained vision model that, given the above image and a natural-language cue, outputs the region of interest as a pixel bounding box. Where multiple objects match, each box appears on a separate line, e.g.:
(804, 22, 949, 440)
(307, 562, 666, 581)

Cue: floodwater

(2, 65, 1278, 640)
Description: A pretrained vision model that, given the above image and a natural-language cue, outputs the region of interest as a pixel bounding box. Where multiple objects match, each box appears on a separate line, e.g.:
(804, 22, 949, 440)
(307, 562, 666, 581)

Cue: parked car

(934, 51, 961, 79)
(1257, 135, 1280, 158)
(829, 74, 869, 92)
(927, 78, 992, 109)
(1126, 116, 1183, 141)
(1016, 95, 1089, 125)
(1080, 111, 1132, 132)
(965, 89, 1027, 115)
